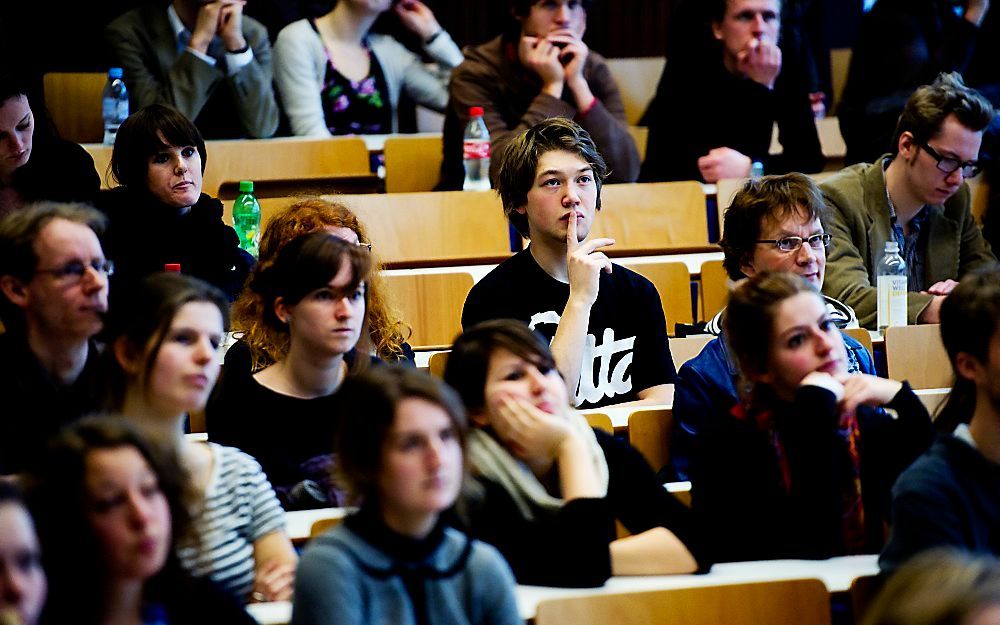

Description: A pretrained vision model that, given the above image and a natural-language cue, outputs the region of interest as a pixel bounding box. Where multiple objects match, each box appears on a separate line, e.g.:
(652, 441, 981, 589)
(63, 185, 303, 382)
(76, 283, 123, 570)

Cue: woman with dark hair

(207, 233, 372, 510)
(0, 73, 99, 216)
(227, 196, 412, 372)
(692, 271, 933, 563)
(291, 365, 521, 625)
(0, 482, 46, 625)
(443, 319, 702, 588)
(273, 0, 461, 136)
(105, 272, 296, 603)
(98, 104, 252, 301)
(26, 416, 257, 625)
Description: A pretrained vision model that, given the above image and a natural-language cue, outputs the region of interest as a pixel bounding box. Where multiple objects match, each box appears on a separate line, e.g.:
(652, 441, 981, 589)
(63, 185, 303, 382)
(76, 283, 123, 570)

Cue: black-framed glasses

(756, 233, 832, 252)
(916, 140, 982, 178)
(35, 259, 115, 282)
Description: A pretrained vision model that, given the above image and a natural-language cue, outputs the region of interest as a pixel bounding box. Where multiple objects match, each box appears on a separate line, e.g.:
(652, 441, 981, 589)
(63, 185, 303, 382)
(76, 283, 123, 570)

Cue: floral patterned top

(311, 21, 393, 135)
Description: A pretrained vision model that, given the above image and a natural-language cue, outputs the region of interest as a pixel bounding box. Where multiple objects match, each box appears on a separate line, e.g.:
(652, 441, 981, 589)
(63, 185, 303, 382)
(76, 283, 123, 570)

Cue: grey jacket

(291, 522, 521, 625)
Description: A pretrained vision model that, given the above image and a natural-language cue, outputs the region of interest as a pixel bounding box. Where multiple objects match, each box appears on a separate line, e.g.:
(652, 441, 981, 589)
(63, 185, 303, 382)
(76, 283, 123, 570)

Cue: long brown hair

(231, 197, 410, 370)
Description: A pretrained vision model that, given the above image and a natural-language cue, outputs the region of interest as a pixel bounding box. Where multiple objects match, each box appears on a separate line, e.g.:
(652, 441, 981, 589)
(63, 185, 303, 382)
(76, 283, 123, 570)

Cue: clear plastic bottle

(876, 240, 908, 331)
(462, 106, 491, 191)
(102, 67, 129, 145)
(232, 180, 261, 257)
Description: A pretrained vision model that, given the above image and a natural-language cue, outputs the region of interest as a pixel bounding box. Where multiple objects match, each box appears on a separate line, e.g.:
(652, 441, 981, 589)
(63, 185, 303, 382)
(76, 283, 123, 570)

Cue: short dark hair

(248, 232, 372, 365)
(891, 72, 994, 154)
(496, 117, 608, 238)
(719, 173, 828, 281)
(0, 201, 108, 324)
(724, 271, 817, 380)
(0, 70, 30, 106)
(334, 365, 468, 506)
(104, 272, 230, 408)
(936, 267, 1000, 431)
(443, 319, 559, 415)
(110, 104, 207, 191)
(709, 0, 783, 23)
(25, 416, 191, 625)
(508, 0, 594, 18)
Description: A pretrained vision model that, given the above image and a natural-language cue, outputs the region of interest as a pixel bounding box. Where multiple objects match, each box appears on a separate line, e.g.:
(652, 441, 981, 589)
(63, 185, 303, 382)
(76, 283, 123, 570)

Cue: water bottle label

(877, 275, 908, 329)
(117, 99, 129, 120)
(463, 140, 490, 160)
(102, 98, 116, 118)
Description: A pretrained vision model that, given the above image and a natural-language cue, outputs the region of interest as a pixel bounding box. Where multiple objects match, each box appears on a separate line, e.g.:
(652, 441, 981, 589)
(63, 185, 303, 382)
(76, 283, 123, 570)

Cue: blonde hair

(230, 197, 410, 370)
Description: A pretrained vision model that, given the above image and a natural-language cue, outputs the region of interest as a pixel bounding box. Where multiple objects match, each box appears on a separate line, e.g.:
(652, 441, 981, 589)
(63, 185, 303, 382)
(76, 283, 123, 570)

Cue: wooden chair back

(967, 173, 991, 226)
(381, 272, 474, 349)
(850, 574, 884, 625)
(620, 261, 693, 332)
(584, 412, 614, 434)
(309, 517, 345, 539)
(595, 182, 710, 254)
(817, 116, 847, 161)
(627, 125, 649, 162)
(670, 335, 714, 371)
(604, 57, 666, 125)
(535, 578, 832, 625)
(699, 259, 731, 322)
(627, 408, 673, 474)
(885, 324, 951, 389)
(427, 351, 450, 378)
(383, 134, 443, 193)
(842, 327, 874, 359)
(915, 388, 951, 418)
(43, 72, 106, 143)
(223, 190, 512, 268)
(830, 48, 852, 114)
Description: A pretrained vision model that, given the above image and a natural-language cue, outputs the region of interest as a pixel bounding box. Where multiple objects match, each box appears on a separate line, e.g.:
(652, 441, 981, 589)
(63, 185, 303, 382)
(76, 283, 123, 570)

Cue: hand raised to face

(565, 209, 614, 306)
(393, 0, 442, 41)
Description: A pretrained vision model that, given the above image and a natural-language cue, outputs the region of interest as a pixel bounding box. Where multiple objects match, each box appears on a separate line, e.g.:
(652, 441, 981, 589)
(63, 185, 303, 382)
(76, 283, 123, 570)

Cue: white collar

(167, 4, 188, 43)
(954, 423, 978, 450)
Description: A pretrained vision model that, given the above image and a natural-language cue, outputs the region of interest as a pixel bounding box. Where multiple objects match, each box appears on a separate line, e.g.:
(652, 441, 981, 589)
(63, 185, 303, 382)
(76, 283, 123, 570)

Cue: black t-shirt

(461, 248, 676, 409)
(0, 333, 103, 474)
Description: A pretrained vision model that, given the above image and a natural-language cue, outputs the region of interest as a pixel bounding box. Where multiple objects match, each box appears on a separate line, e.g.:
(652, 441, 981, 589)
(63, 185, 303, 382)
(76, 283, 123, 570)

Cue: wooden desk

(285, 508, 349, 545)
(246, 555, 878, 624)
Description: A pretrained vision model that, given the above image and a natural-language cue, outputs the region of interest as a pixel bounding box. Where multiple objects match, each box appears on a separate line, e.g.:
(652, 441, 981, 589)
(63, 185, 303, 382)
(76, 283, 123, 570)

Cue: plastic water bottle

(232, 180, 261, 257)
(876, 240, 907, 331)
(102, 68, 129, 145)
(463, 106, 491, 191)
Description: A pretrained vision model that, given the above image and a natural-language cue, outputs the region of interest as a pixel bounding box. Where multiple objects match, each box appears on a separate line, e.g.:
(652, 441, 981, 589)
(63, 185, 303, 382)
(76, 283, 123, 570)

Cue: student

(640, 0, 823, 183)
(0, 482, 46, 625)
(27, 417, 258, 625)
(106, 273, 295, 603)
(693, 272, 933, 563)
(228, 197, 411, 373)
(0, 74, 99, 216)
(105, 0, 280, 139)
(462, 118, 674, 410)
(274, 0, 461, 136)
(291, 365, 522, 625)
(208, 234, 371, 510)
(0, 203, 111, 475)
(863, 548, 1000, 625)
(444, 320, 703, 588)
(669, 173, 875, 481)
(821, 72, 997, 328)
(439, 0, 639, 189)
(99, 104, 253, 302)
(880, 268, 1000, 573)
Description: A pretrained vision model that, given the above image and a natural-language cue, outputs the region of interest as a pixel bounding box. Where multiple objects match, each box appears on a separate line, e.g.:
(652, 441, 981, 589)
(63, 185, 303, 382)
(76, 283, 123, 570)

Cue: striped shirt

(178, 443, 285, 601)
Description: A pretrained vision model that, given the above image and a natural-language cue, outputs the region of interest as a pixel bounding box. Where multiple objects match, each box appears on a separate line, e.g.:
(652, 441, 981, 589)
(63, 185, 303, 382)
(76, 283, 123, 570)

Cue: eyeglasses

(916, 140, 982, 178)
(756, 233, 832, 252)
(35, 259, 115, 282)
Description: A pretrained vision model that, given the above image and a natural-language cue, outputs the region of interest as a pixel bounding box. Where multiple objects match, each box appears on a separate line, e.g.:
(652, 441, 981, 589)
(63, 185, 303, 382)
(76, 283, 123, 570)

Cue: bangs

(280, 235, 370, 306)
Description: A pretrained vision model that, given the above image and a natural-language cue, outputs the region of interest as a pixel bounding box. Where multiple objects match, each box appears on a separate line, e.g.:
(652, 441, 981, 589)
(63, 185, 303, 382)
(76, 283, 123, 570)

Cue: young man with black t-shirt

(461, 118, 675, 410)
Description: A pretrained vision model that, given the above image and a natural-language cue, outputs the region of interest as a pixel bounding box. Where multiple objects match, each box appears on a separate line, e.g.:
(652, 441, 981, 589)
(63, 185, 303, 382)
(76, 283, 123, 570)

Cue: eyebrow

(536, 166, 593, 179)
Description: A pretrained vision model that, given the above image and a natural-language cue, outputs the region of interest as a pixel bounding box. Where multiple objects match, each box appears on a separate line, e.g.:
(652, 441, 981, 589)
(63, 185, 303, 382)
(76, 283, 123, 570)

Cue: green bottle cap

(239, 180, 254, 193)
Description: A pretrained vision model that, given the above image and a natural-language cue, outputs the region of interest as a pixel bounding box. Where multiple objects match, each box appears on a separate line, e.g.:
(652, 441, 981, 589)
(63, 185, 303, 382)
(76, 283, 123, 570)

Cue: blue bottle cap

(109, 67, 123, 79)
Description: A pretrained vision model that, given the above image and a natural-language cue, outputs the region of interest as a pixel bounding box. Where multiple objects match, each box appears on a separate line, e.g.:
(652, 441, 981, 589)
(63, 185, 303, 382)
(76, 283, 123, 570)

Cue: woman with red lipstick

(207, 233, 372, 510)
(691, 271, 934, 563)
(291, 365, 521, 625)
(105, 273, 297, 604)
(27, 417, 257, 625)
(0, 74, 100, 217)
(443, 320, 705, 588)
(100, 104, 252, 302)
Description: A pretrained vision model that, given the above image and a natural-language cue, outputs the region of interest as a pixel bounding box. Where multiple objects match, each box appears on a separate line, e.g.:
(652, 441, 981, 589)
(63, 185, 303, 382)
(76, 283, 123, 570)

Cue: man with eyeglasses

(822, 72, 997, 329)
(667, 173, 876, 482)
(438, 0, 639, 190)
(0, 202, 111, 475)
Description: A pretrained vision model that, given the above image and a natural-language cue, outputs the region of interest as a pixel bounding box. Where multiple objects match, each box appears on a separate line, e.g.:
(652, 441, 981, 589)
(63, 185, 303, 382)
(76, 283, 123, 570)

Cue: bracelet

(227, 44, 250, 54)
(424, 30, 443, 45)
